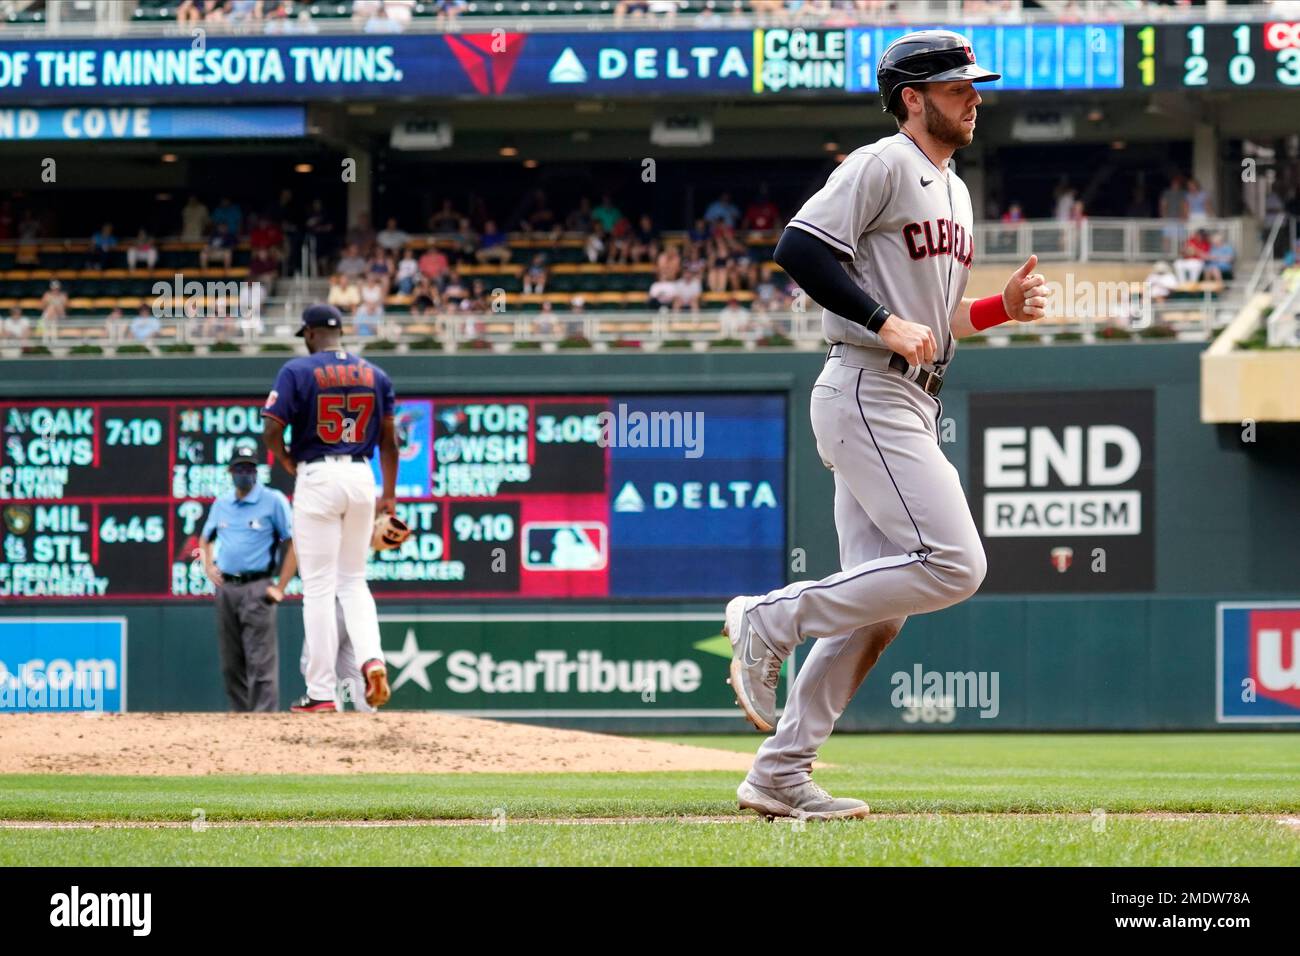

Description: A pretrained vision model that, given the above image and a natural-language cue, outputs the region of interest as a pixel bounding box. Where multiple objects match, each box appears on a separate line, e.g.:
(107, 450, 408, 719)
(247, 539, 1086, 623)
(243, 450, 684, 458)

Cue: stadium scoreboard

(1125, 21, 1300, 90)
(1, 395, 786, 602)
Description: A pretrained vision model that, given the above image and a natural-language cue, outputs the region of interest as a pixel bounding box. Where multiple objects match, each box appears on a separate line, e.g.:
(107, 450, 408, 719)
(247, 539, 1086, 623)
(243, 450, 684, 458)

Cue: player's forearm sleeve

(773, 227, 892, 334)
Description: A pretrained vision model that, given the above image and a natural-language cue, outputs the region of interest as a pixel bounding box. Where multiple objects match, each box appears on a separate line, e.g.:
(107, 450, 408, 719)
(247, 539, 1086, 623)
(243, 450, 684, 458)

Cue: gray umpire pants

(748, 347, 987, 788)
(215, 578, 279, 712)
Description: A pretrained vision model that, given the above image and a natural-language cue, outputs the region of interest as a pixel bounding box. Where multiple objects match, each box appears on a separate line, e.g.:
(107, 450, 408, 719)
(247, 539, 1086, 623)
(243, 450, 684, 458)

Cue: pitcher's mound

(0, 712, 753, 776)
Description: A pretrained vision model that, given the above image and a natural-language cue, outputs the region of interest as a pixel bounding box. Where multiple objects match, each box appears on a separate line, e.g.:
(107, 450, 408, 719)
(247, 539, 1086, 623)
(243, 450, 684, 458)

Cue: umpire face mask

(231, 468, 257, 492)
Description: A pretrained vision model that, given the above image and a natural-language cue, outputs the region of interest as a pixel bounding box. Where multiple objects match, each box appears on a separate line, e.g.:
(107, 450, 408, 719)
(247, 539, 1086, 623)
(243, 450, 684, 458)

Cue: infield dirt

(0, 712, 754, 775)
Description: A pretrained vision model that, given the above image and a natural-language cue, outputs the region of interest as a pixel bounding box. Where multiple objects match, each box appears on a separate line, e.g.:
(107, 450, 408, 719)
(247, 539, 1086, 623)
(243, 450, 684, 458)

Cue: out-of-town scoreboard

(0, 395, 785, 601)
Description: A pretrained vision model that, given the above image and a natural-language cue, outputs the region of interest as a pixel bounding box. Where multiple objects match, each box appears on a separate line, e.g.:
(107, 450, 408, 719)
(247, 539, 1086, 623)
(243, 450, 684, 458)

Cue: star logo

(385, 629, 444, 693)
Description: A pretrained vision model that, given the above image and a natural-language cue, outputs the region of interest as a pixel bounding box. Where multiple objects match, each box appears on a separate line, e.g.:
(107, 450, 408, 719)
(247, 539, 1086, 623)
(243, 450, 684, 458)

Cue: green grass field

(3, 733, 1298, 866)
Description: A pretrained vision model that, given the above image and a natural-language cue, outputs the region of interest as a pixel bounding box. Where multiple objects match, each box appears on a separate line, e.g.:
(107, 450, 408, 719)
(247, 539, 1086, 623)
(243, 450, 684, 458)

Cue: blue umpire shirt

(201, 482, 294, 576)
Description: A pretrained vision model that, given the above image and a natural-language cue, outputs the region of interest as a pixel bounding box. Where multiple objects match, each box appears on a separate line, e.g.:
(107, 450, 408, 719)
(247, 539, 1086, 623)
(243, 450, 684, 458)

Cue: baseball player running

(262, 303, 399, 713)
(726, 31, 1051, 819)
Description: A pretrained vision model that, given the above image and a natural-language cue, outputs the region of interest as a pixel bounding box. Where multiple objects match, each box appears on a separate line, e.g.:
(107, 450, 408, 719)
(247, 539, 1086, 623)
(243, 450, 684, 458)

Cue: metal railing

(0, 294, 1229, 356)
(975, 217, 1247, 265)
(1, 0, 1278, 40)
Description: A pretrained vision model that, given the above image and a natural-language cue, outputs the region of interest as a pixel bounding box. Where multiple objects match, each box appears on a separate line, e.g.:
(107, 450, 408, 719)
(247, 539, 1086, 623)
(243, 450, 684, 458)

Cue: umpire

(200, 440, 297, 712)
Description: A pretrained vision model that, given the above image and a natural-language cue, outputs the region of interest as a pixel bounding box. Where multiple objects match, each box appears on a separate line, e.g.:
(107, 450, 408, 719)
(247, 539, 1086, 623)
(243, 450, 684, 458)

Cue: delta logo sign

(442, 33, 527, 95)
(1217, 604, 1300, 723)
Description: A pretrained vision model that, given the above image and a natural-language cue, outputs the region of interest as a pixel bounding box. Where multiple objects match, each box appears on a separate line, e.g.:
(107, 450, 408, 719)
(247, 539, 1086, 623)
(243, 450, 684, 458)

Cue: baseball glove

(372, 512, 412, 552)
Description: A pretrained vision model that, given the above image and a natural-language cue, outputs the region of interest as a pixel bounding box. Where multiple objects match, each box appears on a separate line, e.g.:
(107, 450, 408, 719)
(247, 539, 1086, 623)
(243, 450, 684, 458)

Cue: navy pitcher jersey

(262, 350, 396, 463)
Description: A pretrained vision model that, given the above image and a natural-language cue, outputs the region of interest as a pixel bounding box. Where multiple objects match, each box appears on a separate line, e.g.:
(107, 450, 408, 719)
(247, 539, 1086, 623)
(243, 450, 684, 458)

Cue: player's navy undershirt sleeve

(774, 228, 893, 334)
(263, 365, 298, 425)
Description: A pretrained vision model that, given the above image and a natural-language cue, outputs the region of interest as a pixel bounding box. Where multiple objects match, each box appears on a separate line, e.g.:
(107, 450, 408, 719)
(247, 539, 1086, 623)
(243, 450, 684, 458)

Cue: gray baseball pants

(748, 346, 986, 788)
(214, 578, 279, 712)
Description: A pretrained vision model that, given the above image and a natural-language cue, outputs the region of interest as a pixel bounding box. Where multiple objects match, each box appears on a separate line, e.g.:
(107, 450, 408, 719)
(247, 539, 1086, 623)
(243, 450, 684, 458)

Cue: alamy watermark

(890, 664, 1000, 720)
(151, 273, 262, 320)
(596, 404, 704, 459)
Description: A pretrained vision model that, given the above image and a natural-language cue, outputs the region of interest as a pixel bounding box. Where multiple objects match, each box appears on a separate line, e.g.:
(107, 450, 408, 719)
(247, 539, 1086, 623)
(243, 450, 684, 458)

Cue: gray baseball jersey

(736, 130, 989, 793)
(787, 131, 975, 363)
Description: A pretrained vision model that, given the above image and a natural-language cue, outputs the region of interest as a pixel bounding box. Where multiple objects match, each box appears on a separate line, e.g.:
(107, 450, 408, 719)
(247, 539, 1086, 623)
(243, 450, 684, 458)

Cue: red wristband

(970, 294, 1011, 331)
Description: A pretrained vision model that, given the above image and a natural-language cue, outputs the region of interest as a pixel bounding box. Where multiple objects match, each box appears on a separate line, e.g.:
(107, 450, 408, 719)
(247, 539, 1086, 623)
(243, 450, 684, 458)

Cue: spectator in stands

(450, 217, 479, 262)
(335, 242, 368, 280)
(249, 246, 279, 285)
(87, 223, 117, 270)
(327, 273, 362, 314)
(212, 197, 243, 237)
(1001, 202, 1025, 223)
(360, 273, 387, 312)
(104, 307, 127, 343)
(302, 199, 334, 273)
(346, 213, 376, 255)
(475, 220, 512, 264)
(17, 209, 39, 242)
(429, 199, 462, 233)
(355, 294, 385, 338)
(1204, 233, 1235, 283)
(1069, 199, 1087, 223)
(630, 214, 660, 264)
(40, 280, 67, 330)
(126, 229, 158, 272)
(705, 192, 740, 231)
(1159, 174, 1188, 220)
(533, 301, 560, 340)
(181, 195, 210, 241)
(615, 1, 651, 24)
(1053, 180, 1077, 222)
(130, 305, 161, 345)
(518, 189, 558, 236)
(688, 217, 711, 245)
(706, 237, 731, 294)
(1144, 261, 1179, 303)
(741, 184, 780, 232)
(607, 215, 635, 265)
(418, 244, 450, 284)
(376, 217, 410, 255)
(592, 195, 623, 233)
(754, 275, 781, 313)
(227, 0, 264, 22)
(367, 248, 394, 289)
(201, 223, 237, 270)
(523, 253, 549, 295)
(434, 0, 466, 26)
(648, 275, 677, 311)
(565, 197, 594, 234)
(656, 242, 682, 284)
(674, 263, 704, 313)
(395, 248, 420, 295)
(1174, 230, 1210, 284)
(1185, 178, 1213, 224)
(585, 223, 608, 264)
(410, 277, 440, 316)
(719, 297, 751, 338)
(2, 306, 30, 344)
(459, 279, 490, 314)
(0, 200, 13, 241)
(443, 271, 468, 306)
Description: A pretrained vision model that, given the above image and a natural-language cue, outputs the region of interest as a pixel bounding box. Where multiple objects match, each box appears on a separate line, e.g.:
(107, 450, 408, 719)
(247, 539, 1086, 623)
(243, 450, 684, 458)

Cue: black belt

(222, 572, 270, 586)
(826, 343, 945, 397)
(299, 453, 367, 465)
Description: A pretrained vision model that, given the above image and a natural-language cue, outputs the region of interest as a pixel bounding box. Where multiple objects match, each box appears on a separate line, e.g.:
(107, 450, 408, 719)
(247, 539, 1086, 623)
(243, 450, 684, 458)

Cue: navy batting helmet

(877, 30, 1000, 114)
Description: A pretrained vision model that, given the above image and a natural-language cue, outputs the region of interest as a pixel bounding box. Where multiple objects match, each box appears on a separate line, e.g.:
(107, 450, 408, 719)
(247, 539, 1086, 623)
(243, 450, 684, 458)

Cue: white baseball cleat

(723, 595, 781, 733)
(737, 779, 870, 821)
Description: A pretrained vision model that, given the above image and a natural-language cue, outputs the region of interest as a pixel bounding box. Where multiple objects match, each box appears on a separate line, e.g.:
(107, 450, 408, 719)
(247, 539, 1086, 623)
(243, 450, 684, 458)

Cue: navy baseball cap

(229, 441, 260, 467)
(295, 303, 343, 337)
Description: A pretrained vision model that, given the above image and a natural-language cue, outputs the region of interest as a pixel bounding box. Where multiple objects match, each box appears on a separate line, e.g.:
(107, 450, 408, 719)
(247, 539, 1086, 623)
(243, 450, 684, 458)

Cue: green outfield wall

(2, 343, 1297, 730)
